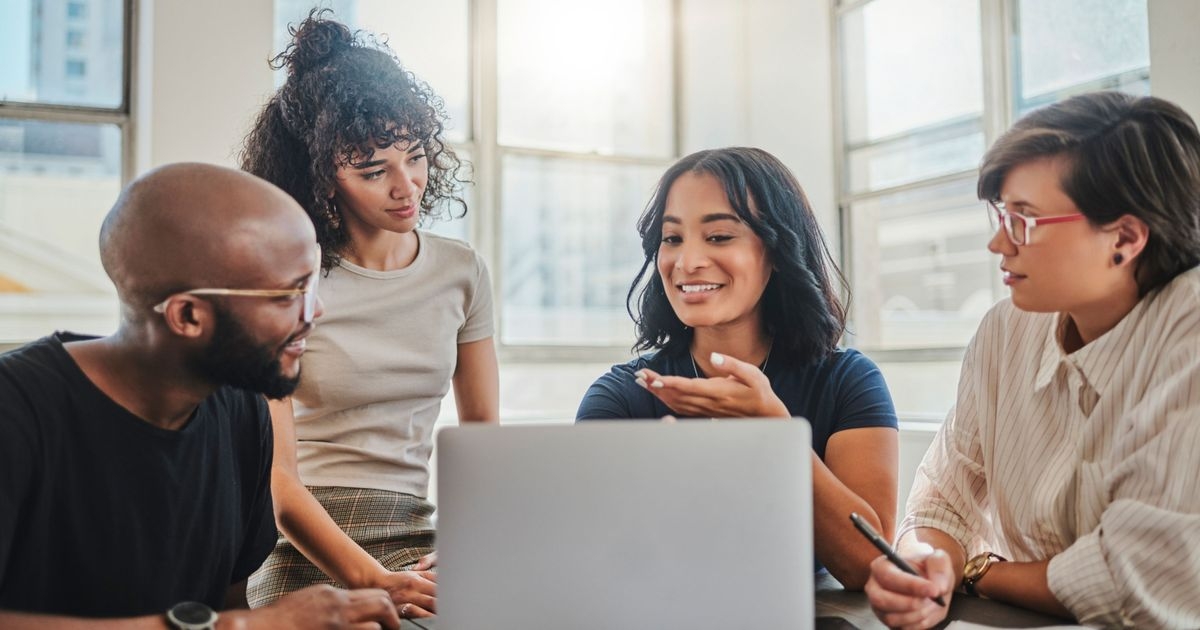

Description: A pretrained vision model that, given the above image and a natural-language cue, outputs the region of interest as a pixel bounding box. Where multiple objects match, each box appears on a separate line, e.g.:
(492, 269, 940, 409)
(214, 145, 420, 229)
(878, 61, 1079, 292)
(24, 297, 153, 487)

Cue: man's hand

(241, 584, 400, 629)
(369, 569, 437, 618)
(635, 352, 789, 418)
(864, 546, 956, 630)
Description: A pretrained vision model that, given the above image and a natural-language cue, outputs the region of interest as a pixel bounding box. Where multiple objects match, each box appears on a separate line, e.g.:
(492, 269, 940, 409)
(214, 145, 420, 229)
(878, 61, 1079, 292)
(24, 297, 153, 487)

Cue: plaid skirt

(246, 486, 436, 608)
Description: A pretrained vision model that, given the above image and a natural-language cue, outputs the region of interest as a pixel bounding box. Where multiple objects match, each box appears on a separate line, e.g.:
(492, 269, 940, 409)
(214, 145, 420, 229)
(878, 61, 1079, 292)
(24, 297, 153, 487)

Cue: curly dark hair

(629, 147, 849, 364)
(979, 91, 1200, 296)
(240, 10, 468, 270)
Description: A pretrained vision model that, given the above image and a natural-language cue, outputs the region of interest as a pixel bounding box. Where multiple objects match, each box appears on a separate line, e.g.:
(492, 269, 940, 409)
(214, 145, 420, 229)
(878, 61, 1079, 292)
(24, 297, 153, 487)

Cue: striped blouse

(900, 266, 1200, 628)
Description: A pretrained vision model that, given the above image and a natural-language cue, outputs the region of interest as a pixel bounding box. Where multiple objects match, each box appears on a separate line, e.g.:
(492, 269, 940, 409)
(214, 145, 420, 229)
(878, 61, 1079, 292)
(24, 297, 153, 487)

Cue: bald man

(0, 164, 399, 629)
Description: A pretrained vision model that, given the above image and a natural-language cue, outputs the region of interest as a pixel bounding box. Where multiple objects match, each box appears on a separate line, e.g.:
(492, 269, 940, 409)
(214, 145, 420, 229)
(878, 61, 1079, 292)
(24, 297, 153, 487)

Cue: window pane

(1015, 0, 1149, 103)
(497, 0, 673, 158)
(0, 120, 121, 342)
(0, 0, 125, 108)
(501, 155, 662, 346)
(846, 119, 986, 194)
(274, 0, 471, 142)
(840, 0, 982, 145)
(847, 178, 997, 350)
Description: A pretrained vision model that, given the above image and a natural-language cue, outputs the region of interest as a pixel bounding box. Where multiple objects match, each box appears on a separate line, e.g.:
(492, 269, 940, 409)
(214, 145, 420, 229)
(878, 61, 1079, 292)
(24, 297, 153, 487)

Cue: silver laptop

(435, 420, 814, 630)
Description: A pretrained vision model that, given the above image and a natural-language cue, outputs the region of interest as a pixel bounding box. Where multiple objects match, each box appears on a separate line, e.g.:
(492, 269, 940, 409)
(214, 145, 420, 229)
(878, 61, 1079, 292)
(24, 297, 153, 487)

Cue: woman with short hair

(865, 91, 1200, 629)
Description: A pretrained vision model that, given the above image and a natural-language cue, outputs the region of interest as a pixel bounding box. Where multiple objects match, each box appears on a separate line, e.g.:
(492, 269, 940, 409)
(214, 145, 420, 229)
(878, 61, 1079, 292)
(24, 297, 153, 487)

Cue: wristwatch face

(963, 552, 1002, 581)
(169, 601, 217, 625)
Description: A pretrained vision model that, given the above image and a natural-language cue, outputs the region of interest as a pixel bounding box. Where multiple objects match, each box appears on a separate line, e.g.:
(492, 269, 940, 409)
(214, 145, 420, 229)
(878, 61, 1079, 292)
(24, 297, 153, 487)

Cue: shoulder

(577, 352, 675, 421)
(421, 231, 488, 270)
(0, 335, 73, 405)
(1143, 265, 1200, 332)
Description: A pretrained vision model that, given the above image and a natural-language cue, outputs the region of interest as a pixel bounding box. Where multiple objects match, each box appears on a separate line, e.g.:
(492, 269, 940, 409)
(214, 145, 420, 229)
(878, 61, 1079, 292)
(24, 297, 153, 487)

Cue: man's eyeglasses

(987, 200, 1086, 246)
(153, 254, 322, 323)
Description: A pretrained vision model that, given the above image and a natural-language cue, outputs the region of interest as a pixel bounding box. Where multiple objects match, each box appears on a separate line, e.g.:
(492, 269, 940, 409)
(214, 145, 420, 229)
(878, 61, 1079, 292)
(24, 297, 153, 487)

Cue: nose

(312, 293, 326, 321)
(987, 225, 1016, 256)
(390, 169, 419, 201)
(673, 240, 709, 273)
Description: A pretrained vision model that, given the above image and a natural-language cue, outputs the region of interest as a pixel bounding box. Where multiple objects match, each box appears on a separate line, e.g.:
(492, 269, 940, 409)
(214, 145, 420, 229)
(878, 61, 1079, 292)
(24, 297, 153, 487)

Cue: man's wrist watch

(961, 551, 1007, 597)
(166, 601, 219, 630)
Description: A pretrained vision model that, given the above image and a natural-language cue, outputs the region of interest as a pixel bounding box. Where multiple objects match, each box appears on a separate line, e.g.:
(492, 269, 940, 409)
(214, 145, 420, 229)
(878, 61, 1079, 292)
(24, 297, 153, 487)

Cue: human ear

(1109, 215, 1149, 265)
(159, 298, 209, 339)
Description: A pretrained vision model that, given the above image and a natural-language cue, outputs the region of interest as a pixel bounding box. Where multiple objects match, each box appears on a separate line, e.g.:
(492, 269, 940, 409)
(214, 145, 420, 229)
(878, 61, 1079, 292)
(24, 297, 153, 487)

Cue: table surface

(398, 573, 1070, 629)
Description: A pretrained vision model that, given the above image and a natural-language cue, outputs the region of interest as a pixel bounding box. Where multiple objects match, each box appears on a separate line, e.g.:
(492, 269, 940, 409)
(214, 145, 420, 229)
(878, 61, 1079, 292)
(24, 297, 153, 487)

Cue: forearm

(812, 455, 892, 589)
(975, 560, 1071, 618)
(273, 475, 386, 588)
(0, 612, 169, 630)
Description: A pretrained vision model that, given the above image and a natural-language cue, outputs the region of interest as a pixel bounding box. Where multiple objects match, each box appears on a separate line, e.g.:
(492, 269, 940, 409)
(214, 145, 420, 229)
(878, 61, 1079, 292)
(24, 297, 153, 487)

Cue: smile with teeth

(679, 283, 722, 293)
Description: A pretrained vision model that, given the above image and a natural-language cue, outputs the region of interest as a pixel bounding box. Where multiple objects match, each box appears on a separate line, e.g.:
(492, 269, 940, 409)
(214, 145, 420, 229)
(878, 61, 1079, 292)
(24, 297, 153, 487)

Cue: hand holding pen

(851, 513, 946, 607)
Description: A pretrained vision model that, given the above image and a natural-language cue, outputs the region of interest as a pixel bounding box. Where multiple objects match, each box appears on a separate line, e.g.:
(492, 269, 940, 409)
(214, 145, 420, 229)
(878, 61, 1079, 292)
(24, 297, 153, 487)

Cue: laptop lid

(436, 420, 814, 630)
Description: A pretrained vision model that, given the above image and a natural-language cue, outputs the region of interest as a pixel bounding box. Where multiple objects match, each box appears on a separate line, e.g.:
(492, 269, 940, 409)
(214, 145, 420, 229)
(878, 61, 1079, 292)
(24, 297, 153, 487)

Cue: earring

(325, 199, 342, 230)
(1113, 253, 1124, 265)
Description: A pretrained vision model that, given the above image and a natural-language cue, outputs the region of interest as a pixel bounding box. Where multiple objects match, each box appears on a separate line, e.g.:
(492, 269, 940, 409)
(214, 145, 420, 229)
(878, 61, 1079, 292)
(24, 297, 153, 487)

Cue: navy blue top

(576, 348, 898, 460)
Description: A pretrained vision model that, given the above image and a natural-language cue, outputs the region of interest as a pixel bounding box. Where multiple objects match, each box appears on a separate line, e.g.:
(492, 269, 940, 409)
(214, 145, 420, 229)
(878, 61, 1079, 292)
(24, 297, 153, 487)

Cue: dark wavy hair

(979, 91, 1200, 295)
(629, 147, 848, 363)
(240, 10, 467, 270)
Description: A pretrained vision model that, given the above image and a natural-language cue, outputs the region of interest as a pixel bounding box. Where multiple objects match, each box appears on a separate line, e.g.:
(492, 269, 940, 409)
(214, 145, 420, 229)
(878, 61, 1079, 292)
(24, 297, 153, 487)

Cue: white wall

(134, 0, 276, 172)
(1149, 0, 1200, 119)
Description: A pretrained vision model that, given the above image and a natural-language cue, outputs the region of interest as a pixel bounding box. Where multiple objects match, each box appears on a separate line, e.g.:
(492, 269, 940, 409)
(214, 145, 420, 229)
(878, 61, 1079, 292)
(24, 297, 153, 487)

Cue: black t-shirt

(0, 333, 277, 618)
(576, 348, 898, 459)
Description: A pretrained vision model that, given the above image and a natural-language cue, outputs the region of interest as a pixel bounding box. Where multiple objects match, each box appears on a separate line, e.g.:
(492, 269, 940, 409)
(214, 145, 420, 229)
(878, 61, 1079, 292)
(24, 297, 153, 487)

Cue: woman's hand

(864, 545, 956, 630)
(634, 352, 790, 418)
(367, 569, 437, 618)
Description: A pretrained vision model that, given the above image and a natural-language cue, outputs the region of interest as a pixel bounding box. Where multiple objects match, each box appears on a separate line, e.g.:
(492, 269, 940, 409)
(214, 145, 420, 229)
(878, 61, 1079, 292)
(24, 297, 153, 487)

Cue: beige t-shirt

(292, 231, 494, 497)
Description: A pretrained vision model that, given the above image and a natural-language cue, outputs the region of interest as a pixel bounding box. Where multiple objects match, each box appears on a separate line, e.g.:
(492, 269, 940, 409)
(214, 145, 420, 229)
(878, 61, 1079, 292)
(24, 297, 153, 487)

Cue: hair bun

(274, 9, 355, 75)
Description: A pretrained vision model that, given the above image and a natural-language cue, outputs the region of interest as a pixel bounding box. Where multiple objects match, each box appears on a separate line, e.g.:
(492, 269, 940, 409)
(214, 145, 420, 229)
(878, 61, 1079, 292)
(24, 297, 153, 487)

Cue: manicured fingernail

(635, 377, 647, 388)
(651, 380, 664, 389)
(634, 370, 647, 380)
(711, 352, 725, 366)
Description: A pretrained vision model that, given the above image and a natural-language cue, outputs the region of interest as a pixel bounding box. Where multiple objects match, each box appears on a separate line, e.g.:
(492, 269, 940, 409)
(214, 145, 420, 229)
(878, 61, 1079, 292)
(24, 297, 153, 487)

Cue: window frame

(0, 0, 136, 183)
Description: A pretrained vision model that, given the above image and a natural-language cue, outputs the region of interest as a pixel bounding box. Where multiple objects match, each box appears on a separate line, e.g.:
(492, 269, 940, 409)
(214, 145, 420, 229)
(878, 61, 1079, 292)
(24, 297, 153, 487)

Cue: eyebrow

(353, 159, 386, 170)
(662, 212, 742, 225)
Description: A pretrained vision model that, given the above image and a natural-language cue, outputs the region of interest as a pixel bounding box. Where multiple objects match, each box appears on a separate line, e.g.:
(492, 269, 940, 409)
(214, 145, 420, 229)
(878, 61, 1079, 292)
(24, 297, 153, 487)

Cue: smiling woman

(577, 147, 900, 589)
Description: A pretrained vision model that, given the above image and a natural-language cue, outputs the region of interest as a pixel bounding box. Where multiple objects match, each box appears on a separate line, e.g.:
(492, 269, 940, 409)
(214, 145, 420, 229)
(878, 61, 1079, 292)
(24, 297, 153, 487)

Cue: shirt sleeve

(830, 350, 899, 431)
(230, 395, 279, 584)
(1045, 340, 1200, 628)
(576, 364, 640, 421)
(896, 310, 998, 557)
(0, 373, 36, 584)
(458, 249, 495, 344)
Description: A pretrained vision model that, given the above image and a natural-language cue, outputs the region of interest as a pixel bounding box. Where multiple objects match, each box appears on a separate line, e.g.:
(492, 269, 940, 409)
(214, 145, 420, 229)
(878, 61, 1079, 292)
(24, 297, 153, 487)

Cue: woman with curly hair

(577, 147, 899, 589)
(240, 12, 497, 618)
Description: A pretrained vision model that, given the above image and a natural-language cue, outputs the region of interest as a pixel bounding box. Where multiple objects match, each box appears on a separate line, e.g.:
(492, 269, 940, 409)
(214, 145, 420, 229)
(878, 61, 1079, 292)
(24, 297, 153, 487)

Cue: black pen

(850, 512, 946, 607)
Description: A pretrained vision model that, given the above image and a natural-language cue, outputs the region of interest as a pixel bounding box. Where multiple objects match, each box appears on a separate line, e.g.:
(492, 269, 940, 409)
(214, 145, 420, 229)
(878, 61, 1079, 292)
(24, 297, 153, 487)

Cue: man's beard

(192, 303, 304, 399)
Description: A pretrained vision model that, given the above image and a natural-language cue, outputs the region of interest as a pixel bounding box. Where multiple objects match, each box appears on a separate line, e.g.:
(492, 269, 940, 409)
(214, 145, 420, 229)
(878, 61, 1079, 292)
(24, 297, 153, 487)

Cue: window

(0, 0, 129, 344)
(273, 0, 677, 350)
(496, 0, 674, 347)
(836, 0, 1150, 354)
